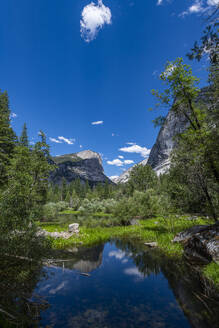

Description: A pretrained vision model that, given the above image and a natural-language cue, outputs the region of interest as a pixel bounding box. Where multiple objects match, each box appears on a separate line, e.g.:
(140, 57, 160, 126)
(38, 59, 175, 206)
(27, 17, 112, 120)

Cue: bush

(56, 201, 69, 212)
(43, 202, 59, 220)
(113, 190, 161, 224)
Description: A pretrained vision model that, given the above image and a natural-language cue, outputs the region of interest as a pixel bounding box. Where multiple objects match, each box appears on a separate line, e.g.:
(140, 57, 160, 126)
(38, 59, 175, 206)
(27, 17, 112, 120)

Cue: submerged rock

(173, 222, 219, 264)
(144, 242, 158, 247)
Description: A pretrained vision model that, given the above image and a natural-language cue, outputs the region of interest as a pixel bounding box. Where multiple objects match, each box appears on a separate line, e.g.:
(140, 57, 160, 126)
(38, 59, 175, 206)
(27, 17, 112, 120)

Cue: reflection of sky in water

(35, 241, 191, 328)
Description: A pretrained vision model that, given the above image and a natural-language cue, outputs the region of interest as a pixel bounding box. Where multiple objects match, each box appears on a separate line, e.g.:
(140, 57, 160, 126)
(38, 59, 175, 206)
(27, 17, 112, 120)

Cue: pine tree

(0, 90, 17, 188)
(20, 123, 29, 147)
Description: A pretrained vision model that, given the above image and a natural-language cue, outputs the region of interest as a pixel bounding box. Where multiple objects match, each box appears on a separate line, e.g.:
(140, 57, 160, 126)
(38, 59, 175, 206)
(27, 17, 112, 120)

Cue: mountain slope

(50, 150, 111, 186)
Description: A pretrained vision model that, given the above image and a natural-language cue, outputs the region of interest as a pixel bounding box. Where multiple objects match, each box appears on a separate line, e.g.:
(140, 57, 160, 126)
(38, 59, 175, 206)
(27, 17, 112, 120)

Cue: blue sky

(0, 0, 218, 178)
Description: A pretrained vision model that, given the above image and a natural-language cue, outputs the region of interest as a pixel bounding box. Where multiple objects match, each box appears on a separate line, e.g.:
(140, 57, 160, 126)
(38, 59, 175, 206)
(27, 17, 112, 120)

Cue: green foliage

(19, 123, 28, 147)
(127, 164, 158, 194)
(203, 262, 219, 286)
(0, 132, 53, 253)
(0, 90, 17, 188)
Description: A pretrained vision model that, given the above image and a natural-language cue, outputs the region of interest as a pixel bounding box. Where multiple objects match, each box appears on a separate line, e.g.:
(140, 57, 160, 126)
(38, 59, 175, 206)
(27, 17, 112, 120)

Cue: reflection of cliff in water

(114, 239, 219, 328)
(55, 244, 104, 273)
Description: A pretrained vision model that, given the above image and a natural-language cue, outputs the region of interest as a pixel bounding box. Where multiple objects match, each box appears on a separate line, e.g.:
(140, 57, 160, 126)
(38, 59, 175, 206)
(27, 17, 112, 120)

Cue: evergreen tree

(0, 132, 53, 239)
(127, 165, 158, 195)
(0, 90, 17, 188)
(20, 123, 29, 147)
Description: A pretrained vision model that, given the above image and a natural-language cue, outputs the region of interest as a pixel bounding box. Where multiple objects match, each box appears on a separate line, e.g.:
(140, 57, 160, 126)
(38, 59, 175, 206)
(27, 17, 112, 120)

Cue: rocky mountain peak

(76, 150, 102, 166)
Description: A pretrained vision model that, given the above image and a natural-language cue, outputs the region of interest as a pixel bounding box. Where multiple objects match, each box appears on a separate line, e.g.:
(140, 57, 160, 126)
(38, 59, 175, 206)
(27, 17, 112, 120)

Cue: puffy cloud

(124, 160, 134, 165)
(119, 144, 151, 158)
(109, 250, 126, 260)
(126, 142, 136, 145)
(80, 0, 112, 42)
(118, 155, 124, 159)
(49, 137, 62, 144)
(58, 136, 75, 145)
(91, 120, 104, 125)
(107, 159, 123, 167)
(107, 158, 135, 167)
(157, 0, 163, 5)
(189, 1, 204, 13)
(10, 112, 17, 119)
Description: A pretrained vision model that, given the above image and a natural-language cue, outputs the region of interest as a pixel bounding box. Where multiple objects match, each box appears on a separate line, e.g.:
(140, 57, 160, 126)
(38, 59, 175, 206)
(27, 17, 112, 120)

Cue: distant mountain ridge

(50, 150, 111, 186)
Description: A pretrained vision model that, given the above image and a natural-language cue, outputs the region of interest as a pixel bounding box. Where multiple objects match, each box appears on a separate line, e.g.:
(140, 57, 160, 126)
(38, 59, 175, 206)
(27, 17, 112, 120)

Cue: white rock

(69, 223, 80, 233)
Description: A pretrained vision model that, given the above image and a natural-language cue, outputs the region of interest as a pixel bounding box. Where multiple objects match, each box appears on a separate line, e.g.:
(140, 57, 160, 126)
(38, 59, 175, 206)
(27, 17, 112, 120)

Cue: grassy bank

(40, 216, 219, 286)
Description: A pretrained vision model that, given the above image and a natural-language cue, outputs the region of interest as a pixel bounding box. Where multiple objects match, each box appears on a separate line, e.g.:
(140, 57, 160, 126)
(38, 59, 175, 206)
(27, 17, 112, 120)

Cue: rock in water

(173, 222, 219, 264)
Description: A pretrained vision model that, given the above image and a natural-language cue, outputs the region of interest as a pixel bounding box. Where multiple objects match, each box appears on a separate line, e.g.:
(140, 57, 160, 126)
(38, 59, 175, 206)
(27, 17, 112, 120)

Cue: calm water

(0, 240, 219, 327)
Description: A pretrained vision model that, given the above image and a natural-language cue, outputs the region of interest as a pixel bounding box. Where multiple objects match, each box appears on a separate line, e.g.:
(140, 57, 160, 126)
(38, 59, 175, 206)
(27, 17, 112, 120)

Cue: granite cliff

(50, 150, 112, 186)
(114, 88, 209, 183)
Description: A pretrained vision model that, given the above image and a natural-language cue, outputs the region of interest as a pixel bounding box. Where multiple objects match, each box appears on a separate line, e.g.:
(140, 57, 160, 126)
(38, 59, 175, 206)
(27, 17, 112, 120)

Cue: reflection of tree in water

(0, 257, 49, 327)
(114, 238, 219, 328)
(0, 235, 52, 327)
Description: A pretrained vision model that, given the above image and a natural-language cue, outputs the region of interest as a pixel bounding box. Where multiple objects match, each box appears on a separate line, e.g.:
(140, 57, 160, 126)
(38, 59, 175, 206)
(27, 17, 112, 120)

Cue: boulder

(130, 218, 140, 226)
(173, 222, 219, 264)
(173, 225, 209, 243)
(69, 223, 80, 234)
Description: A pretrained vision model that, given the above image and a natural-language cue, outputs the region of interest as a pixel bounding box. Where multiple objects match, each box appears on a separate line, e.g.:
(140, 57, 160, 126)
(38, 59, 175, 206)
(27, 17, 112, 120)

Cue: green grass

(59, 210, 80, 215)
(40, 216, 211, 257)
(203, 262, 219, 286)
(39, 216, 219, 285)
(59, 210, 112, 217)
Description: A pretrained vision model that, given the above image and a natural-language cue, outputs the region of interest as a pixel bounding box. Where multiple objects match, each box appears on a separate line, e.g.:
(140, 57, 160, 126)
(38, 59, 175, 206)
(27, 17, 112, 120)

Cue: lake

(0, 239, 218, 327)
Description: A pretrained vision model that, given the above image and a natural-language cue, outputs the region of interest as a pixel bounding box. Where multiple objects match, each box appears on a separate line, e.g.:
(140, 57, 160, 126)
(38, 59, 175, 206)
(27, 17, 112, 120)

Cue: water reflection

(0, 239, 219, 328)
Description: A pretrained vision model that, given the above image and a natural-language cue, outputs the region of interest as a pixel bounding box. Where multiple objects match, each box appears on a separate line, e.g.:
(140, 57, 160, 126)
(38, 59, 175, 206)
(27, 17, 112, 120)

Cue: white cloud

(49, 137, 62, 144)
(124, 267, 144, 278)
(80, 145, 83, 148)
(126, 142, 136, 145)
(107, 159, 123, 167)
(157, 0, 163, 5)
(119, 145, 151, 158)
(189, 1, 204, 13)
(107, 158, 135, 167)
(10, 112, 17, 119)
(180, 0, 218, 17)
(124, 160, 134, 165)
(207, 0, 219, 5)
(80, 0, 112, 42)
(91, 120, 104, 125)
(109, 250, 126, 260)
(49, 136, 75, 145)
(118, 155, 124, 159)
(58, 136, 75, 145)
